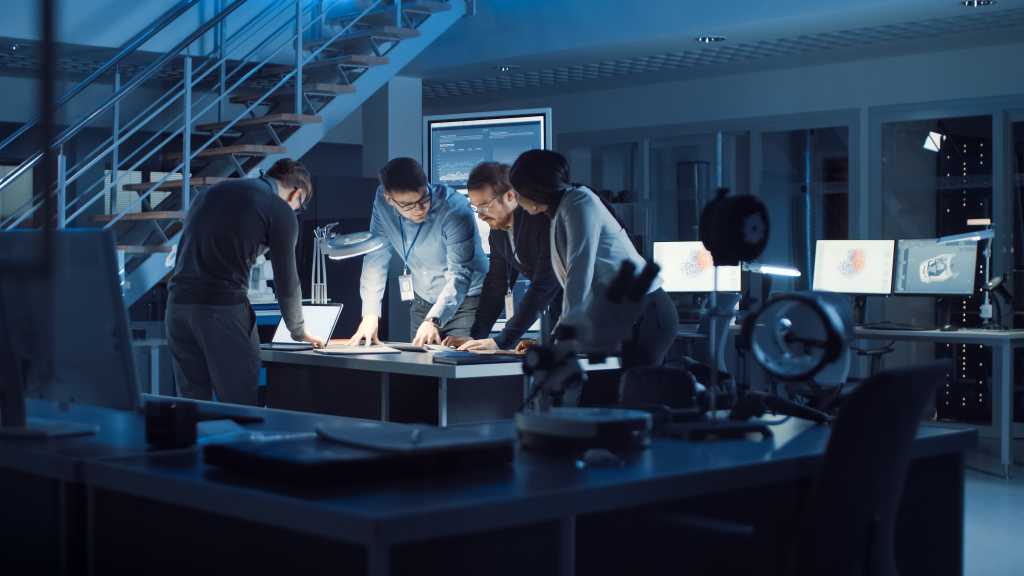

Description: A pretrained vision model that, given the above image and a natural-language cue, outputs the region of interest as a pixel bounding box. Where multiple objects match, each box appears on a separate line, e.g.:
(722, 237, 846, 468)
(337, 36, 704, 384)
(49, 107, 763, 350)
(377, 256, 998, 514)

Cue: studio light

(923, 131, 945, 152)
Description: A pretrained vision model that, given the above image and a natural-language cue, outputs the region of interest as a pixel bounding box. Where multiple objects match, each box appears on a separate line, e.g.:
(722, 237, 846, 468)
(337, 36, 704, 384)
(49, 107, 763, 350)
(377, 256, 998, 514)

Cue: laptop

(260, 304, 343, 351)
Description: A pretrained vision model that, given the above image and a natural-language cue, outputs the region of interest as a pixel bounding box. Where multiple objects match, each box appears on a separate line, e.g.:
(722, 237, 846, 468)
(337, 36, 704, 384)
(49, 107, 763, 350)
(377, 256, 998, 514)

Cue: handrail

(0, 0, 250, 197)
(102, 0, 386, 229)
(6, 0, 303, 230)
(0, 0, 202, 156)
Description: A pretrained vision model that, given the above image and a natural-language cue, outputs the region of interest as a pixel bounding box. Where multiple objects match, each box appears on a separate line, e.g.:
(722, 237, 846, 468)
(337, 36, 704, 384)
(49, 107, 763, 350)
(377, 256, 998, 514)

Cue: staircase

(0, 0, 466, 306)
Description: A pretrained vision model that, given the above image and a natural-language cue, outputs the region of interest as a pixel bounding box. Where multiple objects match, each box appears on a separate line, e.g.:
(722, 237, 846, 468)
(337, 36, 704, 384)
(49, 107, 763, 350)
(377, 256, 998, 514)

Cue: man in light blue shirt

(347, 157, 488, 346)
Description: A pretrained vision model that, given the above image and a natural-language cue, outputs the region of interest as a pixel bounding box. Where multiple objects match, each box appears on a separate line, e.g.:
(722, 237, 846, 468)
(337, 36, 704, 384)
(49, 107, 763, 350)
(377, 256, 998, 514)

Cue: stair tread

(123, 176, 233, 192)
(334, 1, 450, 23)
(259, 55, 389, 78)
(304, 26, 420, 51)
(93, 211, 185, 223)
(116, 244, 174, 254)
(167, 144, 287, 161)
(229, 84, 355, 104)
(195, 114, 322, 134)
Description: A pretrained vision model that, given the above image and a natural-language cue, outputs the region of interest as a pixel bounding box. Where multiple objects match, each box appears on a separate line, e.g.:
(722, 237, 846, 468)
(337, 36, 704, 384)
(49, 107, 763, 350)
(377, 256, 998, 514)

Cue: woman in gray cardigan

(509, 150, 678, 404)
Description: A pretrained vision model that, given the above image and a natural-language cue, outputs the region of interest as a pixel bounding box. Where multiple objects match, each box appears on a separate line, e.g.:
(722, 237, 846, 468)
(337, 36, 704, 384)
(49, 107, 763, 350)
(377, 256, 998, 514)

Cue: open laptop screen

(272, 304, 343, 343)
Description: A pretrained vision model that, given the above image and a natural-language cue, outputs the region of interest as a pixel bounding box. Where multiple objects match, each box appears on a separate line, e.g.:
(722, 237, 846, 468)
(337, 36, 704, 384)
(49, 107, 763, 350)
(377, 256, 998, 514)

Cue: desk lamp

(937, 224, 995, 328)
(311, 224, 387, 304)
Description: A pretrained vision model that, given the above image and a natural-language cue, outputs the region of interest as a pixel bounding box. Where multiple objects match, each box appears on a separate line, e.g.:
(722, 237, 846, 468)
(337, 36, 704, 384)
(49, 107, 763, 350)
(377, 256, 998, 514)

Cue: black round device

(699, 188, 770, 266)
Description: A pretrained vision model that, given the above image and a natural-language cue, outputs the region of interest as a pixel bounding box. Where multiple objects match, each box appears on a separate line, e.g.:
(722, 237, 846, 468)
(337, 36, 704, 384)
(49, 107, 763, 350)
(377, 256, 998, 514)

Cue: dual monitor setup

(653, 238, 980, 298)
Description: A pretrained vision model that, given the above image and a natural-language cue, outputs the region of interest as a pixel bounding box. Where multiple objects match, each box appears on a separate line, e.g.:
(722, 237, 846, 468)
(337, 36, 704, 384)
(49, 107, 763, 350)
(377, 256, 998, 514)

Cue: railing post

(111, 65, 120, 214)
(217, 0, 226, 122)
(56, 146, 66, 229)
(295, 0, 303, 115)
(183, 54, 192, 212)
(396, 0, 403, 27)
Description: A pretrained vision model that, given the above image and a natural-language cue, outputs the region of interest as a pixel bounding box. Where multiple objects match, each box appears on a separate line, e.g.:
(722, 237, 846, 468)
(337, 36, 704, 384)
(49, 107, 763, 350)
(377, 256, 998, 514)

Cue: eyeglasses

(388, 189, 430, 212)
(470, 197, 499, 214)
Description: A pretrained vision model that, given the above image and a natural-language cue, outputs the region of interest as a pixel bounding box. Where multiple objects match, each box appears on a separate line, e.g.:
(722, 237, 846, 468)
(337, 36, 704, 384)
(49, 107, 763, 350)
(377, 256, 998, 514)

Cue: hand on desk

(441, 335, 470, 348)
(457, 338, 498, 351)
(300, 332, 326, 349)
(346, 315, 380, 346)
(413, 321, 442, 346)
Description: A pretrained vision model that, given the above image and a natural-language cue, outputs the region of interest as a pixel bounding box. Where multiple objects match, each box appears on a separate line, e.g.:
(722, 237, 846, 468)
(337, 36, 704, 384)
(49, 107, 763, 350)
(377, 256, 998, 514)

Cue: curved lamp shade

(322, 231, 387, 260)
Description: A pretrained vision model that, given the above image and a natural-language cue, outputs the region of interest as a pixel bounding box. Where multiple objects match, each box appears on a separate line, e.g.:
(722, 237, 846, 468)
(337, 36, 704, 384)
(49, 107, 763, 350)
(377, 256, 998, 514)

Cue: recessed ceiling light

(961, 0, 995, 7)
(695, 35, 726, 44)
(496, 65, 519, 73)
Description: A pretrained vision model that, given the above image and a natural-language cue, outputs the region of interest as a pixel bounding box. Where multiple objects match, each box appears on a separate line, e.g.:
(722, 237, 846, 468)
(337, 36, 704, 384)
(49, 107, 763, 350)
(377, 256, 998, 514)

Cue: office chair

(637, 361, 944, 576)
(791, 361, 946, 576)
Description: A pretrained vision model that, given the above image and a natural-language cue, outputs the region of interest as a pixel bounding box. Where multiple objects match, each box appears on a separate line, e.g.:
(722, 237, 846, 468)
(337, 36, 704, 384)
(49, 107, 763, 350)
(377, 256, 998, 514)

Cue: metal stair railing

(98, 0, 388, 230)
(1, 0, 411, 233)
(0, 0, 253, 229)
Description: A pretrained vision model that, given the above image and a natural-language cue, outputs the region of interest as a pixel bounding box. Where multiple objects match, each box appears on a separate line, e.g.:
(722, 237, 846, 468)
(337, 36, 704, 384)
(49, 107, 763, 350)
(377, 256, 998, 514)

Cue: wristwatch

(426, 317, 441, 327)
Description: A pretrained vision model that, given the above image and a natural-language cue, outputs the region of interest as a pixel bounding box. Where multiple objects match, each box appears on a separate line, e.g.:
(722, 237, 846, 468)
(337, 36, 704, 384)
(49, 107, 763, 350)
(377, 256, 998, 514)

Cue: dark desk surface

(65, 404, 975, 548)
(0, 397, 381, 481)
(260, 349, 620, 379)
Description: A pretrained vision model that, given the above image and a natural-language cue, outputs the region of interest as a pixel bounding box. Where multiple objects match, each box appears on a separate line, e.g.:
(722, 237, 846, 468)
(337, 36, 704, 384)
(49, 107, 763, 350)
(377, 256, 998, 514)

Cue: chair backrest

(794, 361, 946, 576)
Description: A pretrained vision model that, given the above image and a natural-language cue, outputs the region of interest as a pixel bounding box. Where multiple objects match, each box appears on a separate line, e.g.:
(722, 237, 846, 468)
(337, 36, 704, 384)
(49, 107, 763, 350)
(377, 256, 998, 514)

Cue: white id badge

(399, 273, 414, 302)
(504, 291, 515, 319)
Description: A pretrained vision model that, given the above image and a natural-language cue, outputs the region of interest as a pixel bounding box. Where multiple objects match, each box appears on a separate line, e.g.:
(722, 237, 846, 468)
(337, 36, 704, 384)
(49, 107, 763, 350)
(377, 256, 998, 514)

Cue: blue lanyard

(399, 220, 424, 272)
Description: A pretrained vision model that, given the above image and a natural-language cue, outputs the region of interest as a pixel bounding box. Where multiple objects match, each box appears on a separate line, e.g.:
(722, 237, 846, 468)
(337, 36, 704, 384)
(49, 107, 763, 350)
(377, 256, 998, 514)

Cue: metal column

(295, 0, 303, 115)
(182, 55, 192, 211)
(56, 148, 66, 229)
(438, 377, 448, 427)
(395, 0, 403, 27)
(111, 66, 120, 214)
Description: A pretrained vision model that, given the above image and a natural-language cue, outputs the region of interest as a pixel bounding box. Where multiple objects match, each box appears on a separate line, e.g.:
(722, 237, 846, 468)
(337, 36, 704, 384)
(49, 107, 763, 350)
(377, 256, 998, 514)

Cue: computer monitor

(812, 240, 896, 295)
(0, 229, 140, 435)
(653, 241, 742, 292)
(893, 238, 978, 296)
(424, 109, 552, 192)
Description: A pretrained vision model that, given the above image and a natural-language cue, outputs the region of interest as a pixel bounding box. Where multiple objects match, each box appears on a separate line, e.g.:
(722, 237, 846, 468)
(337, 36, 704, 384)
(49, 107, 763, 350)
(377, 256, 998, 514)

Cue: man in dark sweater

(445, 162, 561, 351)
(166, 158, 322, 405)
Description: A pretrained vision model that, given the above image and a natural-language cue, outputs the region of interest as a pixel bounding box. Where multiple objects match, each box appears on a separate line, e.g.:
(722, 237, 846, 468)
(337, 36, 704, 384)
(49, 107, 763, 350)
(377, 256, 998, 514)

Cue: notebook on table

(259, 304, 343, 351)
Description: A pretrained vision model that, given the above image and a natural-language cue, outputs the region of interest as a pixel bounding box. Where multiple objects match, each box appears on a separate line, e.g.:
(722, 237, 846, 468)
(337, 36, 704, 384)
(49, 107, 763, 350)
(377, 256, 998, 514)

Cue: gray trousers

(409, 295, 480, 340)
(166, 300, 260, 406)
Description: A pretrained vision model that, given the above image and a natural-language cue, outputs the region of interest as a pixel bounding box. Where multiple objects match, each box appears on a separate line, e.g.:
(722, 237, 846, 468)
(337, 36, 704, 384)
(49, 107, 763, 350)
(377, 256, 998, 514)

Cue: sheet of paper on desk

(316, 345, 402, 355)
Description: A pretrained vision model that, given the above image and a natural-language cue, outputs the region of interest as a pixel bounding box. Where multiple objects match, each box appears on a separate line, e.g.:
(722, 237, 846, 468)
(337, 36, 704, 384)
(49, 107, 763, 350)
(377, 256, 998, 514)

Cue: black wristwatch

(426, 317, 441, 327)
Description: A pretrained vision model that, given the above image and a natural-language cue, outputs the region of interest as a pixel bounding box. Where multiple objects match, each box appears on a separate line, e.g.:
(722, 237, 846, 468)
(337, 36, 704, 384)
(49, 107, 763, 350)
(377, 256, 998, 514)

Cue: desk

(260, 350, 620, 427)
(43, 406, 967, 576)
(854, 327, 1024, 477)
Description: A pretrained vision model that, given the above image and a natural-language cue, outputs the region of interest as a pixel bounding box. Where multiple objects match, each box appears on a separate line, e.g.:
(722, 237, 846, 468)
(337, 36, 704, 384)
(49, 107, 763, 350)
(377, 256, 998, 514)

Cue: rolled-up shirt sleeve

(425, 205, 478, 325)
(360, 191, 393, 318)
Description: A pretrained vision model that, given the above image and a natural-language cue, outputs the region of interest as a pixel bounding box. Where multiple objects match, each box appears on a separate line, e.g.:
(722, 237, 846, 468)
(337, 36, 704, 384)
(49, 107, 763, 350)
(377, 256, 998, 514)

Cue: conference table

(0, 398, 976, 576)
(259, 348, 621, 426)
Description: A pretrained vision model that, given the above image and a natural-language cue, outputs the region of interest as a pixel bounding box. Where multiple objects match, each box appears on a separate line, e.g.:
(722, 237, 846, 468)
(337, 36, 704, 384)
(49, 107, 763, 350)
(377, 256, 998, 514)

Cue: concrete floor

(963, 438, 1024, 576)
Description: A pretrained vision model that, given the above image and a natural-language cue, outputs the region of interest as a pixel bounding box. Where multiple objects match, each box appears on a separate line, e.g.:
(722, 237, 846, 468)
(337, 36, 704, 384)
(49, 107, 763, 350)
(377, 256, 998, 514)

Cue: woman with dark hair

(510, 149, 678, 402)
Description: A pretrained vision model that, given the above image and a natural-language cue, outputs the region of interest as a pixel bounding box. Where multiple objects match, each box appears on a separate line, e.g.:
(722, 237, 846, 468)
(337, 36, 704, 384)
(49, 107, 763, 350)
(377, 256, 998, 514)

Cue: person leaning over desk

(510, 150, 679, 403)
(166, 158, 324, 406)
(346, 157, 488, 347)
(443, 161, 562, 351)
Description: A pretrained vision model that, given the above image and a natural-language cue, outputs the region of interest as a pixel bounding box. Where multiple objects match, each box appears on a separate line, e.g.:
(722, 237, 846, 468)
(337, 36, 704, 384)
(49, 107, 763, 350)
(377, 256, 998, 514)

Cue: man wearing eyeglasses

(347, 157, 488, 346)
(166, 158, 323, 406)
(443, 162, 561, 351)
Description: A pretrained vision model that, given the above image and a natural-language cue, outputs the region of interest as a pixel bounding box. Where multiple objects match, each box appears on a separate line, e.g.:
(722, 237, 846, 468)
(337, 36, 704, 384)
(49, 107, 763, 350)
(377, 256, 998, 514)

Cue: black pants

(409, 295, 480, 340)
(166, 300, 260, 406)
(580, 288, 679, 406)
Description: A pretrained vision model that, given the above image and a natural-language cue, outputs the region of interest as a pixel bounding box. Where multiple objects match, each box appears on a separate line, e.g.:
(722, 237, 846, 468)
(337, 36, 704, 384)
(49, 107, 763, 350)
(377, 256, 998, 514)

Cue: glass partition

(881, 115, 993, 423)
(759, 127, 850, 290)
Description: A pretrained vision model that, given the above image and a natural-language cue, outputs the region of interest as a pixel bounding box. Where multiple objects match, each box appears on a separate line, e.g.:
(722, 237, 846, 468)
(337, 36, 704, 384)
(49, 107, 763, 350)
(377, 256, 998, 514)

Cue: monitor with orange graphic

(812, 240, 895, 295)
(653, 241, 742, 292)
